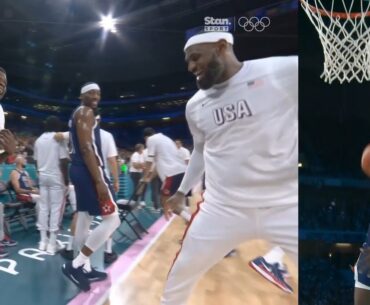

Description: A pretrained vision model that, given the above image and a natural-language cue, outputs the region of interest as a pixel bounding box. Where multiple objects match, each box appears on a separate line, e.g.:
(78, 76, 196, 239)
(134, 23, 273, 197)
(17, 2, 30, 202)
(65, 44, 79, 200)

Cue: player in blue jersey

(62, 83, 120, 291)
(354, 224, 370, 305)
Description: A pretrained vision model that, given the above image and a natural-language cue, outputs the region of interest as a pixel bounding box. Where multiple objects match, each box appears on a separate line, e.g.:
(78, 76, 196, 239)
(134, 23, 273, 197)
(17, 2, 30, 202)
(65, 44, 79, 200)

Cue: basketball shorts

(161, 173, 191, 197)
(70, 164, 117, 216)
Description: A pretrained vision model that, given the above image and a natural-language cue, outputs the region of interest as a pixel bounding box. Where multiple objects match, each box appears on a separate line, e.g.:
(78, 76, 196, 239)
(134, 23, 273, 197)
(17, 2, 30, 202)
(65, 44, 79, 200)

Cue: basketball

(361, 145, 370, 177)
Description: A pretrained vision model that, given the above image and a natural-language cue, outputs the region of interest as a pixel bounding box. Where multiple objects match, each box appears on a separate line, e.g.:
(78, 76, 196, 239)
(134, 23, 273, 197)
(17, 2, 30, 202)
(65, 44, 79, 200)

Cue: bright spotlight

(100, 15, 117, 32)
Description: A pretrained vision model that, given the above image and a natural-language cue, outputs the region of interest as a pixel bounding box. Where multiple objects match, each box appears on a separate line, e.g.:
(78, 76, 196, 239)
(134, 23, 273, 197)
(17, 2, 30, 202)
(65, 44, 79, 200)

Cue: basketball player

(355, 231, 370, 305)
(355, 148, 370, 304)
(34, 116, 69, 254)
(56, 118, 119, 263)
(62, 83, 120, 291)
(161, 31, 298, 304)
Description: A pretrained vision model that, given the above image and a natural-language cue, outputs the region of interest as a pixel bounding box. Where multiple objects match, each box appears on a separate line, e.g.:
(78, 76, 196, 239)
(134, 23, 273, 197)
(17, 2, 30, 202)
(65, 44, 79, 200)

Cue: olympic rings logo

(238, 16, 271, 32)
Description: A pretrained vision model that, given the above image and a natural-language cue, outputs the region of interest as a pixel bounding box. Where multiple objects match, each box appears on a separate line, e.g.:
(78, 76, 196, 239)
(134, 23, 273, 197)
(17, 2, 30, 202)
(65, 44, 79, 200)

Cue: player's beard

(196, 54, 223, 90)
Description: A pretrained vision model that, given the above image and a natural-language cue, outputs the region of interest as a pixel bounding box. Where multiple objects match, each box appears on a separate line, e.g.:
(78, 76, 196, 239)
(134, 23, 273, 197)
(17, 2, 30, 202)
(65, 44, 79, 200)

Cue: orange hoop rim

(300, 0, 370, 19)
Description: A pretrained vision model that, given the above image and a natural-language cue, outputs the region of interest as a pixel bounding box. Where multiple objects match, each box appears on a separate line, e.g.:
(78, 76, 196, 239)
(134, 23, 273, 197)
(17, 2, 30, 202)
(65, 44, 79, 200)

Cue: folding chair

(116, 181, 149, 240)
(4, 181, 37, 231)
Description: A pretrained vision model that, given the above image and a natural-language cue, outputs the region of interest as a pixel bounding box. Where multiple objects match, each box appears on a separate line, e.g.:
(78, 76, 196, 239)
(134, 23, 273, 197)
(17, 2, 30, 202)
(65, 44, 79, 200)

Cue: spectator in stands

(175, 139, 190, 165)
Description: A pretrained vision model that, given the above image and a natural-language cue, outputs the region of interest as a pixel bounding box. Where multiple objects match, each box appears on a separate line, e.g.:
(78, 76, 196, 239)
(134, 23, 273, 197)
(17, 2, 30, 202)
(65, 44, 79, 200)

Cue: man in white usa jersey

(161, 31, 298, 304)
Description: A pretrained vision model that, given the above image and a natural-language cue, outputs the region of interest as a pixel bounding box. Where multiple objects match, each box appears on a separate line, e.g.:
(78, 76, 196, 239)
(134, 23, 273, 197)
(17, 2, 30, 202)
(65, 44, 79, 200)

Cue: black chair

(116, 182, 149, 241)
(3, 181, 37, 232)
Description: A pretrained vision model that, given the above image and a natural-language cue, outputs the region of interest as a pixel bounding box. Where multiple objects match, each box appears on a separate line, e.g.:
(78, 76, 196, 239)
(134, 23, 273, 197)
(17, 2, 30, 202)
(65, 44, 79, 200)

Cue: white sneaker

(39, 241, 48, 251)
(46, 243, 56, 255)
(139, 201, 146, 207)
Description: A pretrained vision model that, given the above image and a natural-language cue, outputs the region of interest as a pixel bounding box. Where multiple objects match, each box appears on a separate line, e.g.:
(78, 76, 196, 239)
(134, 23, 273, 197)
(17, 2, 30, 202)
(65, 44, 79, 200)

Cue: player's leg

(73, 212, 92, 253)
(37, 175, 50, 251)
(47, 177, 65, 254)
(130, 172, 141, 202)
(62, 211, 93, 291)
(67, 185, 77, 251)
(260, 204, 298, 293)
(161, 202, 252, 305)
(0, 204, 8, 257)
(151, 176, 161, 210)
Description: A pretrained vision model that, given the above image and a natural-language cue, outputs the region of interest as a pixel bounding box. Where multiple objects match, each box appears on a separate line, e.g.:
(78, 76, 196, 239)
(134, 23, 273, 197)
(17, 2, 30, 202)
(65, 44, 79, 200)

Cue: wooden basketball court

(104, 198, 298, 305)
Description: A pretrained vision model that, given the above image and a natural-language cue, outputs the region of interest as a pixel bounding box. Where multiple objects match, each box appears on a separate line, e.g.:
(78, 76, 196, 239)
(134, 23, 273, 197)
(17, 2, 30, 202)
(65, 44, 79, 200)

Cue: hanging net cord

(301, 0, 370, 83)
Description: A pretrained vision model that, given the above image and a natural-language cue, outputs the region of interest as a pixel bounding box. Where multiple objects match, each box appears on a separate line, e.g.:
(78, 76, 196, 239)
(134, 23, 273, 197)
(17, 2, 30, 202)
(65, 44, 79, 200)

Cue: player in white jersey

(34, 116, 70, 254)
(161, 31, 298, 304)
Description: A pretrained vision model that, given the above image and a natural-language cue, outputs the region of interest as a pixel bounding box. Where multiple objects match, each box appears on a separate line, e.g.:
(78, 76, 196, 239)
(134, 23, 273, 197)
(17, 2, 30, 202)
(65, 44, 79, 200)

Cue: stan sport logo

(204, 16, 271, 32)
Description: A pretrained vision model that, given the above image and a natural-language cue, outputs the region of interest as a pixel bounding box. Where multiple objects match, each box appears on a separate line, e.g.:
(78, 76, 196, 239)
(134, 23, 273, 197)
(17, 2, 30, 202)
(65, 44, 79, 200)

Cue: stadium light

(100, 15, 117, 33)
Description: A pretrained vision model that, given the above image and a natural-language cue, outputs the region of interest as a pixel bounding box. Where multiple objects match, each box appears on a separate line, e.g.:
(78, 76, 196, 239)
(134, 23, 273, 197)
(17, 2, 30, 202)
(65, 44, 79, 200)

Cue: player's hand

(0, 129, 16, 154)
(164, 191, 185, 221)
(54, 132, 64, 142)
(31, 188, 39, 195)
(357, 246, 370, 277)
(141, 176, 151, 183)
(96, 181, 110, 203)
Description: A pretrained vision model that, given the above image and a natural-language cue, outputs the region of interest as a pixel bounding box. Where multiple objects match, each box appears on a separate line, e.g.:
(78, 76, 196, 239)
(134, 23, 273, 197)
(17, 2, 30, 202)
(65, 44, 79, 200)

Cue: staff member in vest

(34, 116, 70, 254)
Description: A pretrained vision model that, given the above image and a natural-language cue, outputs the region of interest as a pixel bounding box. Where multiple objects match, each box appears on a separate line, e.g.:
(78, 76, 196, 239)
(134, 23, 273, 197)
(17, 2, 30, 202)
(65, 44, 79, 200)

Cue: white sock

(105, 238, 112, 254)
(180, 210, 191, 222)
(49, 232, 57, 246)
(72, 252, 89, 269)
(67, 236, 74, 251)
(40, 230, 48, 243)
(83, 259, 92, 272)
(263, 246, 285, 265)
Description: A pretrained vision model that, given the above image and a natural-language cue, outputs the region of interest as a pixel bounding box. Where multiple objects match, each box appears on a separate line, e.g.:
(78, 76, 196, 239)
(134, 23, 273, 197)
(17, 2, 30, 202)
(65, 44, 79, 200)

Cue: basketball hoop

(301, 0, 370, 83)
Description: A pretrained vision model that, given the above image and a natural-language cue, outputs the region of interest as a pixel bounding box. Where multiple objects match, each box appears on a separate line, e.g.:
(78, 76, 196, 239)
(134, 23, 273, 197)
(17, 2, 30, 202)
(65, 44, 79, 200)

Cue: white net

(301, 0, 370, 83)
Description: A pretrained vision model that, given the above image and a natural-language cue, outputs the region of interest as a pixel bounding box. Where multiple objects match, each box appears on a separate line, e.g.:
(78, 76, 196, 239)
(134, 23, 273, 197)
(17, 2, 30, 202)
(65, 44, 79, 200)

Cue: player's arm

(74, 107, 109, 201)
(106, 133, 119, 192)
(166, 105, 205, 217)
(177, 108, 205, 195)
(59, 142, 70, 187)
(357, 246, 370, 276)
(54, 131, 69, 143)
(108, 156, 119, 193)
(0, 129, 16, 155)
